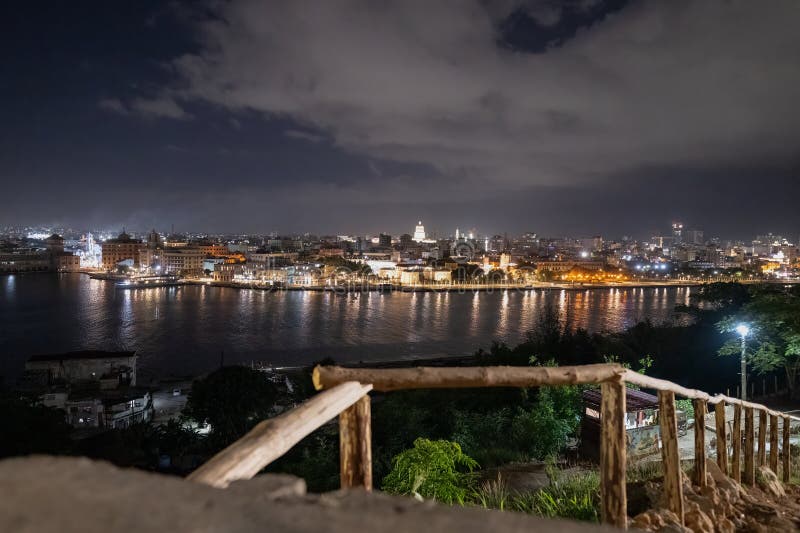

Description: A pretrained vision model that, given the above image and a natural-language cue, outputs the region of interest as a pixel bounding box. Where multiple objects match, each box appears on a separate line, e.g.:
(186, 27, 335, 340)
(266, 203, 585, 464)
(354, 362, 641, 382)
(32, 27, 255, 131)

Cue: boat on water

(116, 275, 182, 289)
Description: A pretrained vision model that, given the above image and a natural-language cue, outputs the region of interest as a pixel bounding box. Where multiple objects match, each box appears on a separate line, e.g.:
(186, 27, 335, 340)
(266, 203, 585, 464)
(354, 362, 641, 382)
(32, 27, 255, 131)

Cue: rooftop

(582, 387, 658, 411)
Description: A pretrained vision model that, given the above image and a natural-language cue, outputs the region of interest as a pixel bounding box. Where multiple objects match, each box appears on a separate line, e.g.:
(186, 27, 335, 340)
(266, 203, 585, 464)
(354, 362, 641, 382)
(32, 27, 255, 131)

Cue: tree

(510, 386, 578, 461)
(718, 288, 800, 397)
(692, 282, 751, 310)
(0, 394, 72, 458)
(486, 269, 505, 284)
(451, 264, 483, 283)
(184, 366, 279, 448)
(382, 438, 478, 504)
(536, 269, 558, 282)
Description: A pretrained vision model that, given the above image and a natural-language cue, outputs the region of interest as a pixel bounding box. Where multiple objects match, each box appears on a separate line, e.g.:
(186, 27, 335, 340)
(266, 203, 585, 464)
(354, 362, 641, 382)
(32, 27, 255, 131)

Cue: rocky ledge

(629, 459, 800, 532)
(0, 456, 615, 533)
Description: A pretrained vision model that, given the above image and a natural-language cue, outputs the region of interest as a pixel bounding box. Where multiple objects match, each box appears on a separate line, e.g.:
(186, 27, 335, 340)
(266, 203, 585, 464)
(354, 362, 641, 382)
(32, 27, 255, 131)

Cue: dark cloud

(140, 1, 800, 195)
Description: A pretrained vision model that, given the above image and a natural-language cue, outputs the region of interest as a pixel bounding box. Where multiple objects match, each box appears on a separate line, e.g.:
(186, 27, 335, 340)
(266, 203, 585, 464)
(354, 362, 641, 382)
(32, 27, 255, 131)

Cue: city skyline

(3, 1, 800, 237)
(4, 218, 800, 246)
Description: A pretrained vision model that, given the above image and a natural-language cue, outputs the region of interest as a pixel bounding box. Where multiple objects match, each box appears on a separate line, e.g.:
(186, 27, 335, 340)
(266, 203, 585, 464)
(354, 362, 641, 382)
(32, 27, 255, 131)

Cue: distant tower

(86, 233, 95, 255)
(455, 228, 460, 240)
(672, 222, 684, 245)
(147, 229, 162, 249)
(413, 221, 426, 242)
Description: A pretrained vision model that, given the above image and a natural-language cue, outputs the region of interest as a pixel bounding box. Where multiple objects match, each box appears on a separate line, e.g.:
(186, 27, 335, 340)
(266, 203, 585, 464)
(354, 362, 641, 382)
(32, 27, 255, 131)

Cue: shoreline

(181, 279, 709, 293)
(5, 271, 785, 294)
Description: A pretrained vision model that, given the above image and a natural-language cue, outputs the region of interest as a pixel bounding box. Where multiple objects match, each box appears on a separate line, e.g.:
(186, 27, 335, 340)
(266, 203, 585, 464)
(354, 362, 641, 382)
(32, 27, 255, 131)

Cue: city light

(735, 324, 750, 337)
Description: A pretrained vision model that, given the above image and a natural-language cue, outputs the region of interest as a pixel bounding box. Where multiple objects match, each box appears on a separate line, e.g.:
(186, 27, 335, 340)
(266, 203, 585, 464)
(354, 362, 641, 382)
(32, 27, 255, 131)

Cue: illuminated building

(248, 251, 299, 266)
(196, 240, 229, 257)
(422, 267, 452, 282)
(499, 252, 511, 271)
(413, 221, 426, 242)
(536, 260, 605, 272)
(213, 263, 240, 282)
(101, 231, 145, 271)
(672, 222, 684, 244)
(163, 247, 205, 276)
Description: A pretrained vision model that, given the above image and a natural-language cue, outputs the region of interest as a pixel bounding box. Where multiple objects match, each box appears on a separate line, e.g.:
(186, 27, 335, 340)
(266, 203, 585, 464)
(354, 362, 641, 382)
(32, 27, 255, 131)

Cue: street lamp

(736, 324, 750, 400)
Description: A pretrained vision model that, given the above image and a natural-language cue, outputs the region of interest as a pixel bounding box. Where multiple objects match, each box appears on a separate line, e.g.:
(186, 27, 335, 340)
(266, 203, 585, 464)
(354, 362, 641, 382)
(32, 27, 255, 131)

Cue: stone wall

(0, 456, 614, 533)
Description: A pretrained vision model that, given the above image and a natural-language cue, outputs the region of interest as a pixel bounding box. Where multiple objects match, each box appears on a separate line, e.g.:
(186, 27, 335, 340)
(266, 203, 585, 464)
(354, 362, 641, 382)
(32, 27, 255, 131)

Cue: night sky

(2, 0, 799, 239)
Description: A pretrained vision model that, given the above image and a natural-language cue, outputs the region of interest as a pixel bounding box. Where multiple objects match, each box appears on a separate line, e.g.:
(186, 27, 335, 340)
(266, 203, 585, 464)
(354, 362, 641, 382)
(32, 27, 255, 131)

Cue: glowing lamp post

(736, 324, 750, 400)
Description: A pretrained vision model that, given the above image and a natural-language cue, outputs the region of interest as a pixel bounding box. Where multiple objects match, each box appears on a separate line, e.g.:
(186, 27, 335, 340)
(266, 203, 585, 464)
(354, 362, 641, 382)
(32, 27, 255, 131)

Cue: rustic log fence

(189, 363, 800, 530)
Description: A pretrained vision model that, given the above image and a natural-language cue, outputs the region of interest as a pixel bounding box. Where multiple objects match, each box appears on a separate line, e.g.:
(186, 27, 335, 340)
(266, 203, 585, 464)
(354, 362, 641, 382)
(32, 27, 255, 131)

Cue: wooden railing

(189, 363, 800, 530)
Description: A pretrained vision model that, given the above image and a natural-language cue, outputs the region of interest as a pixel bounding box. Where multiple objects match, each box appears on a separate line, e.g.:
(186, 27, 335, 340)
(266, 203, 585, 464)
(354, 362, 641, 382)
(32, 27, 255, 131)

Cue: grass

(472, 469, 600, 522)
(472, 459, 689, 523)
(626, 460, 663, 483)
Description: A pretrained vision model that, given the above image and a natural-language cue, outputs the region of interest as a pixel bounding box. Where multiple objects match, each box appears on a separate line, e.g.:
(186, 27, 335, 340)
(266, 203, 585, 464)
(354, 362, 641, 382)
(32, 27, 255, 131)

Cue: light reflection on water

(0, 274, 695, 381)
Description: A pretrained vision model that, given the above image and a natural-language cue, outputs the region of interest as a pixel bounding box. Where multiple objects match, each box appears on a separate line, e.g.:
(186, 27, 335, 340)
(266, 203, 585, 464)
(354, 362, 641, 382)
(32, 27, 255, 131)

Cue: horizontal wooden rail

(189, 381, 373, 488)
(622, 370, 800, 421)
(313, 363, 626, 391)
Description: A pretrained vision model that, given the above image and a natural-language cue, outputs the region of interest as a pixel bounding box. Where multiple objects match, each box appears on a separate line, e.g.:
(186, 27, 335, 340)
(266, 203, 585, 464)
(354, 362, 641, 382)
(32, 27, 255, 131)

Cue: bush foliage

(382, 438, 478, 504)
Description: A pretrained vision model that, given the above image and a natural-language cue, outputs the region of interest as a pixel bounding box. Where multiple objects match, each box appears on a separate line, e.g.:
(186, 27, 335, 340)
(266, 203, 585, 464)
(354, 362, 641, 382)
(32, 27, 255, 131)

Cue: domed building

(413, 221, 426, 242)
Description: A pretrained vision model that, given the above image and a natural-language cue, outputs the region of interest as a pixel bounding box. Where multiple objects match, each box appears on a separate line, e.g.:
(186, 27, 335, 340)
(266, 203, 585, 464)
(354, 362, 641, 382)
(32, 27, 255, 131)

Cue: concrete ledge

(0, 456, 614, 533)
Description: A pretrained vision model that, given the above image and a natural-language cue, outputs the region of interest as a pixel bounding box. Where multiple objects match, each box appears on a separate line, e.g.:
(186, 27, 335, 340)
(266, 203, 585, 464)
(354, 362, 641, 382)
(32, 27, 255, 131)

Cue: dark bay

(0, 274, 695, 382)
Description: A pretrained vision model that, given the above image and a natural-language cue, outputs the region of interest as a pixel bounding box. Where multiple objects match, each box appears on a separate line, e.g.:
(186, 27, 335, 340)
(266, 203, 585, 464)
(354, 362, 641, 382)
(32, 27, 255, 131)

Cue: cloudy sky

(2, 0, 799, 239)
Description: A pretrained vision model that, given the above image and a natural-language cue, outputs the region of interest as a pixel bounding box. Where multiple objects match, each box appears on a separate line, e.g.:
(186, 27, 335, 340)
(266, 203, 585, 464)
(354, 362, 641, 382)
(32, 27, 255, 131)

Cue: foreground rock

(0, 456, 616, 533)
(630, 459, 800, 532)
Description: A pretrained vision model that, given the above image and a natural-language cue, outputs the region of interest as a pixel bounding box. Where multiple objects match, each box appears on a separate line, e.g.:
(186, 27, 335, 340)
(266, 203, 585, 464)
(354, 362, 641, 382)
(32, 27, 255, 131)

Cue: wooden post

(693, 399, 707, 487)
(758, 410, 768, 466)
(600, 380, 627, 529)
(731, 404, 742, 482)
(189, 381, 373, 488)
(339, 395, 373, 490)
(659, 391, 684, 524)
(715, 401, 728, 475)
(770, 414, 779, 472)
(783, 416, 791, 483)
(744, 407, 755, 485)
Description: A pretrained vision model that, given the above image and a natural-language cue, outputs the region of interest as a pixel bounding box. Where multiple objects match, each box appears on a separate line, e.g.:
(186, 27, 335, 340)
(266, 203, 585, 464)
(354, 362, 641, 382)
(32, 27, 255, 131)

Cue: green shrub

(675, 398, 694, 419)
(510, 387, 577, 460)
(450, 408, 522, 466)
(382, 438, 478, 504)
